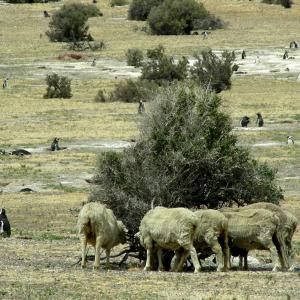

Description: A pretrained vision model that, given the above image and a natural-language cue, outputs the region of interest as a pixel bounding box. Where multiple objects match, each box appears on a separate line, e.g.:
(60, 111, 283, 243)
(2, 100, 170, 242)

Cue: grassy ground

(1, 0, 300, 299)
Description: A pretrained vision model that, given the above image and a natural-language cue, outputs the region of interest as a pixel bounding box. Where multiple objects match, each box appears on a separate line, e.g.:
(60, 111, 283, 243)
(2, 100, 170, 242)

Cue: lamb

(0, 208, 11, 238)
(77, 202, 127, 270)
(220, 208, 288, 271)
(139, 207, 201, 273)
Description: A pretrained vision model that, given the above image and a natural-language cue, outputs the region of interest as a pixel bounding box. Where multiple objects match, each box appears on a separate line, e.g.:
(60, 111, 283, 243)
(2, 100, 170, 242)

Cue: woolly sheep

(77, 202, 127, 270)
(221, 208, 288, 271)
(193, 209, 229, 271)
(225, 202, 296, 270)
(139, 206, 201, 273)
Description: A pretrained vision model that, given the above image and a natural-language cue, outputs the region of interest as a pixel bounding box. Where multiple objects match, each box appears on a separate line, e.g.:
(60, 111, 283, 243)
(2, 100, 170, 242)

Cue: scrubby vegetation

(110, 0, 128, 6)
(46, 3, 102, 42)
(126, 48, 144, 67)
(90, 84, 283, 234)
(128, 0, 163, 21)
(262, 0, 292, 8)
(44, 73, 72, 99)
(141, 45, 189, 82)
(148, 0, 223, 35)
(190, 50, 236, 93)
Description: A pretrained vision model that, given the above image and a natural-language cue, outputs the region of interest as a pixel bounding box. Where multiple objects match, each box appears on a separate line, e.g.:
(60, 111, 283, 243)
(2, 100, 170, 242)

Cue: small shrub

(94, 89, 109, 102)
(141, 45, 189, 83)
(110, 79, 158, 102)
(110, 0, 128, 7)
(46, 3, 102, 42)
(193, 14, 225, 30)
(128, 0, 163, 21)
(262, 0, 292, 8)
(190, 50, 235, 93)
(126, 48, 144, 67)
(44, 73, 72, 99)
(148, 0, 210, 35)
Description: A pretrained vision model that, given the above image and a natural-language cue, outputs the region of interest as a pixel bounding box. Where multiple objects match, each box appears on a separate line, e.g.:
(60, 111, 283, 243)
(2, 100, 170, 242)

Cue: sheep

(220, 208, 288, 271)
(139, 206, 201, 273)
(226, 202, 296, 270)
(193, 210, 229, 271)
(281, 209, 298, 271)
(77, 202, 127, 270)
(0, 208, 11, 238)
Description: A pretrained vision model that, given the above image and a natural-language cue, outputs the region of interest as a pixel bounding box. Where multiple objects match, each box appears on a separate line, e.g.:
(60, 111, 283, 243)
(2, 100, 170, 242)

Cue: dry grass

(1, 1, 300, 299)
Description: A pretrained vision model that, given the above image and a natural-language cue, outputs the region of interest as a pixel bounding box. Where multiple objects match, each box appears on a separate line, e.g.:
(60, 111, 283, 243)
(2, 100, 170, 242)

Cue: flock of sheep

(77, 201, 298, 272)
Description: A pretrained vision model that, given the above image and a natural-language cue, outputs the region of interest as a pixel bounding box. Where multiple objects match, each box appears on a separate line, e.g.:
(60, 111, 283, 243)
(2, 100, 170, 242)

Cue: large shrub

(89, 84, 283, 235)
(148, 0, 210, 35)
(46, 3, 102, 42)
(141, 45, 189, 82)
(44, 73, 72, 99)
(128, 0, 163, 21)
(190, 50, 236, 93)
(262, 0, 292, 8)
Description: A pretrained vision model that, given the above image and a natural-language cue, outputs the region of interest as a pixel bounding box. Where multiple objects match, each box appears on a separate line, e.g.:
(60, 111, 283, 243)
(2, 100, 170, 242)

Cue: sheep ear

(118, 221, 128, 233)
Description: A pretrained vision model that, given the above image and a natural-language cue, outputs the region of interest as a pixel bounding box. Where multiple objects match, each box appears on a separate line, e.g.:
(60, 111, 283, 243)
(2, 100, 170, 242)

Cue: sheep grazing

(238, 202, 297, 270)
(281, 209, 298, 271)
(0, 208, 11, 238)
(77, 202, 127, 270)
(139, 207, 201, 273)
(220, 208, 288, 271)
(192, 210, 229, 271)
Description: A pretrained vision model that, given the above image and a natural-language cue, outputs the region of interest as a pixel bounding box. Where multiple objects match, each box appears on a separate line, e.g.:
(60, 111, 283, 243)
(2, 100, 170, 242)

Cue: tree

(128, 0, 163, 21)
(141, 45, 189, 82)
(44, 73, 72, 98)
(46, 3, 102, 42)
(147, 0, 210, 35)
(89, 83, 283, 236)
(190, 50, 236, 93)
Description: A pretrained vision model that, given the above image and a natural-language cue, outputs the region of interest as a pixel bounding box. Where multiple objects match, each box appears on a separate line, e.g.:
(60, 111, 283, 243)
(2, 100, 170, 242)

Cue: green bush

(90, 83, 282, 235)
(110, 0, 128, 6)
(190, 50, 236, 93)
(141, 45, 188, 82)
(262, 0, 292, 8)
(110, 79, 158, 102)
(126, 48, 144, 67)
(44, 73, 72, 99)
(128, 0, 163, 21)
(148, 0, 210, 35)
(46, 3, 102, 42)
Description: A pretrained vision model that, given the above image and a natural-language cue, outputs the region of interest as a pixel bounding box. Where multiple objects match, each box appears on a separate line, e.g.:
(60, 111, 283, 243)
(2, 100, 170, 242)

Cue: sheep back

(139, 207, 198, 251)
(77, 202, 126, 249)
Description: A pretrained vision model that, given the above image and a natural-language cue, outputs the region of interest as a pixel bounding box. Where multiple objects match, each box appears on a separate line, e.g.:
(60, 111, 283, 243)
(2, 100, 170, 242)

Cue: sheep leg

(93, 236, 102, 270)
(174, 249, 189, 272)
(171, 250, 182, 272)
(105, 249, 110, 269)
(238, 255, 243, 270)
(242, 253, 248, 270)
(189, 246, 201, 273)
(269, 244, 282, 272)
(157, 248, 164, 272)
(80, 234, 87, 268)
(211, 243, 224, 272)
(144, 249, 152, 271)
